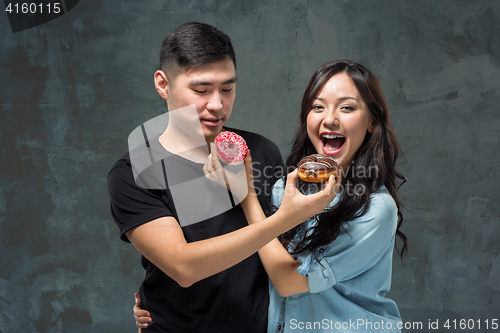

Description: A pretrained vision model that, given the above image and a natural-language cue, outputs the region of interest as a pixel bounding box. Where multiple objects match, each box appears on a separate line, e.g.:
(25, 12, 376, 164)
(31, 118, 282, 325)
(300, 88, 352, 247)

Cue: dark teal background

(1, 1, 499, 332)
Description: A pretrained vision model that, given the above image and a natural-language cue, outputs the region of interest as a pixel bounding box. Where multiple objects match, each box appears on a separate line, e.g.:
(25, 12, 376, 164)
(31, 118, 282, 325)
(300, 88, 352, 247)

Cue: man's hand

(203, 143, 249, 202)
(133, 291, 152, 332)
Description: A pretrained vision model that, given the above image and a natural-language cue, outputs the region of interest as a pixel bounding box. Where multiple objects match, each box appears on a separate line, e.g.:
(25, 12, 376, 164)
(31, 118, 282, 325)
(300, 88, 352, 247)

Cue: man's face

(165, 59, 236, 143)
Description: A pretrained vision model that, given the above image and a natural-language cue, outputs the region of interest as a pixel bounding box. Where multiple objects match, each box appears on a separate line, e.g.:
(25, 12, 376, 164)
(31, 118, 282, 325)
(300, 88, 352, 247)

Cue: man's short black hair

(160, 22, 236, 79)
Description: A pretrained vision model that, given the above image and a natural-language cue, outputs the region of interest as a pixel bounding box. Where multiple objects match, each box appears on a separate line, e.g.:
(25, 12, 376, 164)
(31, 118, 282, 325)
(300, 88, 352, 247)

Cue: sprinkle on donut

(214, 131, 249, 165)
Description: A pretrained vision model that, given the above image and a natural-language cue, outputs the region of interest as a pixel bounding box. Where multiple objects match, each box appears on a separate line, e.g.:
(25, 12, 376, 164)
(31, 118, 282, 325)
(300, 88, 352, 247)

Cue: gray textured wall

(1, 1, 499, 332)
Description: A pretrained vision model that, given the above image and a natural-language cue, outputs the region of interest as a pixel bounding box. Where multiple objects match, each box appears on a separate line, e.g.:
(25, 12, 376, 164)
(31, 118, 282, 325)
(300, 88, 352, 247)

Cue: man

(108, 22, 335, 332)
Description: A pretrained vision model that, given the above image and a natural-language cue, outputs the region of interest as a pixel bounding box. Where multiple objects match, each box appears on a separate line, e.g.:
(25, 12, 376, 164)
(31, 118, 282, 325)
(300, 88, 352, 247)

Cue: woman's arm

(133, 292, 151, 332)
(203, 150, 341, 296)
(241, 162, 342, 297)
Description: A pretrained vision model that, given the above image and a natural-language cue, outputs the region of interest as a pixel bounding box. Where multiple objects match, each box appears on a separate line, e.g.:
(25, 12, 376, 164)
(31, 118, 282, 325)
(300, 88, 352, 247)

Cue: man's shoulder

(107, 152, 135, 195)
(226, 126, 269, 142)
(108, 152, 132, 176)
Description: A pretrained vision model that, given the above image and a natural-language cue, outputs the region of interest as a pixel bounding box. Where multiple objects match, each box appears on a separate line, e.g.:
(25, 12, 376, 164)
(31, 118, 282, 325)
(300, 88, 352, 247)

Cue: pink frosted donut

(214, 131, 249, 165)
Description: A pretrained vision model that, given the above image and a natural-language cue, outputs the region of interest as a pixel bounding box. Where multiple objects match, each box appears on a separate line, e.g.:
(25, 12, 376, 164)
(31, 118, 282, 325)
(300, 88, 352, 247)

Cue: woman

(135, 60, 407, 332)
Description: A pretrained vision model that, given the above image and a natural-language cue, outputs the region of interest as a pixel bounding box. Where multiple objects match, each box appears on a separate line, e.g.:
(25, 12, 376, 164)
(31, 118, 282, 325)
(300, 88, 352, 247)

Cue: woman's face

(306, 72, 374, 171)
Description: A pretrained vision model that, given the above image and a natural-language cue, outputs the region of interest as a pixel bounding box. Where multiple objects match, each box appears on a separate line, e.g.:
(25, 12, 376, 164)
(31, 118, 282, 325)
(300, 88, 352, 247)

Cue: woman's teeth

(322, 134, 344, 139)
(321, 133, 345, 153)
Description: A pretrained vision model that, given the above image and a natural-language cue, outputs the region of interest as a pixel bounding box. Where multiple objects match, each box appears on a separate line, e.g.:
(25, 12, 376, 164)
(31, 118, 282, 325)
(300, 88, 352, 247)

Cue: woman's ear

(368, 118, 374, 134)
(154, 70, 169, 100)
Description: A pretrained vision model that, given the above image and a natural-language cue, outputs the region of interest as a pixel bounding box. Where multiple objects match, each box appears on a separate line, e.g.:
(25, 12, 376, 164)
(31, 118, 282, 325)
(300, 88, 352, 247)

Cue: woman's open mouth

(320, 132, 345, 155)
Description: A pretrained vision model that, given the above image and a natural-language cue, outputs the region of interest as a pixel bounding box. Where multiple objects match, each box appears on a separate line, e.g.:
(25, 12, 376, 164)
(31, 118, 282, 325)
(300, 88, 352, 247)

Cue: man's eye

(193, 89, 207, 94)
(221, 88, 233, 92)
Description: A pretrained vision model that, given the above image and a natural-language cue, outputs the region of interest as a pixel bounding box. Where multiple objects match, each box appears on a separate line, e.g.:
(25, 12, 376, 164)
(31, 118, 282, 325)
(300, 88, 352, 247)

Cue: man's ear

(154, 70, 169, 100)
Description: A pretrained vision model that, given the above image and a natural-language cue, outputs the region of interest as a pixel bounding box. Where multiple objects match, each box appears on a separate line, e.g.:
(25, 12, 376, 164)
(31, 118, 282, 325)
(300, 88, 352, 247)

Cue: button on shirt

(268, 179, 402, 333)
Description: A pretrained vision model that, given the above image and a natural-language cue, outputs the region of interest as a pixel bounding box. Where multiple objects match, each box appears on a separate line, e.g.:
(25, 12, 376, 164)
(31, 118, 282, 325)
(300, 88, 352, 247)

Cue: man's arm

(127, 170, 337, 288)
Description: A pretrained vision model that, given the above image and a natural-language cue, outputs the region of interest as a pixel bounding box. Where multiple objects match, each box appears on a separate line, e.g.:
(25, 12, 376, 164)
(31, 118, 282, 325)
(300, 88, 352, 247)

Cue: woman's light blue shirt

(268, 179, 402, 333)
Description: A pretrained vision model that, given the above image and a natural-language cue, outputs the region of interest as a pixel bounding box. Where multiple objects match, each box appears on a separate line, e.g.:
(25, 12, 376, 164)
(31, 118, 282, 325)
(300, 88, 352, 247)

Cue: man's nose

(206, 91, 223, 112)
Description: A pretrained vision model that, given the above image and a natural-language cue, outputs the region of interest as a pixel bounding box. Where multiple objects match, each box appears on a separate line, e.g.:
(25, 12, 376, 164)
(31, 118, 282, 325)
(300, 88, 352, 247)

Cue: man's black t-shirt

(107, 128, 284, 332)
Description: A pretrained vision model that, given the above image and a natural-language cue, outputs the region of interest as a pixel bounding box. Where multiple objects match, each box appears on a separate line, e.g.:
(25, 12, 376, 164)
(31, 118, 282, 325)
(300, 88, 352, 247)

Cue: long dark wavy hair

(282, 60, 408, 260)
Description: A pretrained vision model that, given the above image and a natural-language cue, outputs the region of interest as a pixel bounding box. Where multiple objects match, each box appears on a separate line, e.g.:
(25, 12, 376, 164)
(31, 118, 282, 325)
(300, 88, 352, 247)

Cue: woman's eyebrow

(314, 96, 359, 103)
(338, 97, 359, 103)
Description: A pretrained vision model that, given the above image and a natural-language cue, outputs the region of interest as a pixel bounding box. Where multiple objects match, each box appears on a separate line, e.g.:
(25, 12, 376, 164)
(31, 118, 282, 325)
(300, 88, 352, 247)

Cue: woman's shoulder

(365, 186, 398, 224)
(370, 186, 396, 206)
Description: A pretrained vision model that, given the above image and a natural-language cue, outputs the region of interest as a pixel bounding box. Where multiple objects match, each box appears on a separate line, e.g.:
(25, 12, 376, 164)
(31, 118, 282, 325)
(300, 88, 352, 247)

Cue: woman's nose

(323, 109, 339, 127)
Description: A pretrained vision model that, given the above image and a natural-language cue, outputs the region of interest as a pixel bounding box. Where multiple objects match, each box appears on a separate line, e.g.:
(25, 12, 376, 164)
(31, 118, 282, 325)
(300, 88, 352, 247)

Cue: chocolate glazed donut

(297, 154, 338, 183)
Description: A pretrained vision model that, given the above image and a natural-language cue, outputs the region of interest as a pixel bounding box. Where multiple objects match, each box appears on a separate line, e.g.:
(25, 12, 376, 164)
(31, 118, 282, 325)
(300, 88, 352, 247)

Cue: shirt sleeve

(270, 178, 285, 210)
(297, 190, 398, 294)
(107, 160, 175, 242)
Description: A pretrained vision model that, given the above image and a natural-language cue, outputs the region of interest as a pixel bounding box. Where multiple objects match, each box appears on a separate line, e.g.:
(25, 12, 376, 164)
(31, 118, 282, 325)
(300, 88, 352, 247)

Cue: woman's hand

(275, 168, 342, 227)
(133, 291, 152, 332)
(241, 161, 341, 229)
